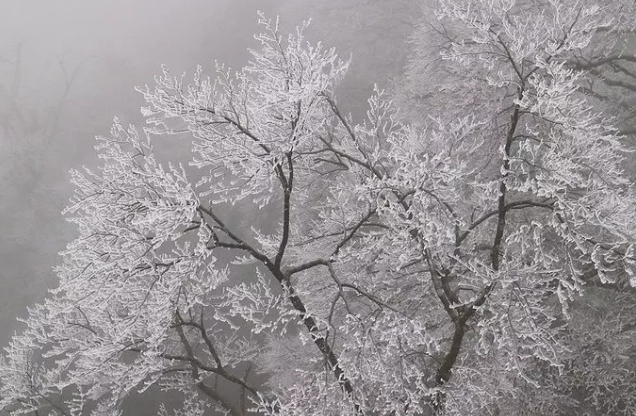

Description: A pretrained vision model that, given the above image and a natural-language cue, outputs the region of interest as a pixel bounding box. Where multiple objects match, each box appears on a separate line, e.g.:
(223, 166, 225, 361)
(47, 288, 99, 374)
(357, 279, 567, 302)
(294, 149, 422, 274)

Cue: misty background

(0, 0, 420, 352)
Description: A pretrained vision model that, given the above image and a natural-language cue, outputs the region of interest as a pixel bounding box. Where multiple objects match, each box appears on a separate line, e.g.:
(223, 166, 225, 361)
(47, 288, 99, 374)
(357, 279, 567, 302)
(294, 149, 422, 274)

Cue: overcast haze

(0, 0, 419, 349)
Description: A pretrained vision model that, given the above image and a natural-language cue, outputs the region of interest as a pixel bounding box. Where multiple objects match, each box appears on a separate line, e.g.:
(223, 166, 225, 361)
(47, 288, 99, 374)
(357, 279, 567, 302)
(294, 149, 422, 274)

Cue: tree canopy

(2, 1, 636, 415)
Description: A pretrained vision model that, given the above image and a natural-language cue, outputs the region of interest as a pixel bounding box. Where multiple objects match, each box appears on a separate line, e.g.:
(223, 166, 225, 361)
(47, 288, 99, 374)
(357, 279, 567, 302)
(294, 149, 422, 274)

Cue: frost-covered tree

(2, 2, 636, 416)
(398, 0, 636, 414)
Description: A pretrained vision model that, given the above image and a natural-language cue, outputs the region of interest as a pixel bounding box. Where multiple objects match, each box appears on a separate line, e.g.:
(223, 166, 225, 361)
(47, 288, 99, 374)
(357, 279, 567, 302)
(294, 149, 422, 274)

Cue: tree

(0, 44, 83, 350)
(398, 0, 636, 413)
(1, 3, 636, 415)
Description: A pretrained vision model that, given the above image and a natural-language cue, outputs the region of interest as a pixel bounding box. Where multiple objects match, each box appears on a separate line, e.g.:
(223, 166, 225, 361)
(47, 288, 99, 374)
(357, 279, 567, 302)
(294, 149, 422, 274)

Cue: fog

(0, 0, 419, 356)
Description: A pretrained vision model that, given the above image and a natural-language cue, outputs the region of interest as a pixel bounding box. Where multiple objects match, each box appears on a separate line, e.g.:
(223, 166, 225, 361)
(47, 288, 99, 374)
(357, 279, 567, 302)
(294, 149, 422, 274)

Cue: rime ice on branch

(2, 3, 636, 416)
